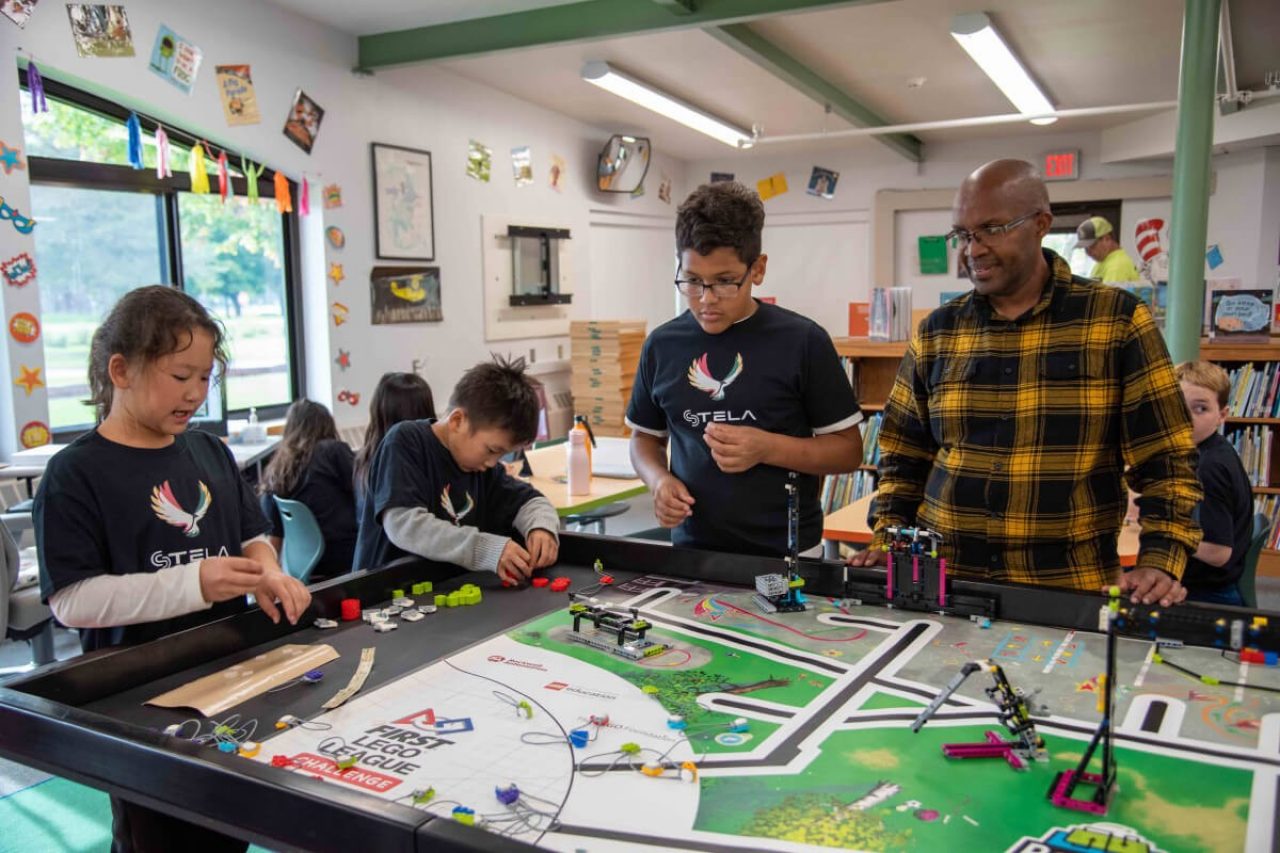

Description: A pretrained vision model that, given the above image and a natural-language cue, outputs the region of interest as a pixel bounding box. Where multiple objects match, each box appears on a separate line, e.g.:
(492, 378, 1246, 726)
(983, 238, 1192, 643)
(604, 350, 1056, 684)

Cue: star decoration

(332, 301, 349, 327)
(335, 349, 351, 371)
(0, 141, 25, 175)
(329, 263, 345, 285)
(14, 364, 43, 396)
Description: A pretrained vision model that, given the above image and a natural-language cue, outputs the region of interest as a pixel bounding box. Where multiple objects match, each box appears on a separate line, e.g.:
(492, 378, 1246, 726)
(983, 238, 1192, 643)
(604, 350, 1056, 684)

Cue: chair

(1, 515, 55, 666)
(272, 496, 325, 584)
(563, 501, 630, 534)
(1238, 512, 1270, 610)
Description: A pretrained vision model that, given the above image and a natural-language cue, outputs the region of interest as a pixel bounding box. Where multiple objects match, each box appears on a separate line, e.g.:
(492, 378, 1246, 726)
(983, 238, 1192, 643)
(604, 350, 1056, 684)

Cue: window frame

(19, 68, 306, 438)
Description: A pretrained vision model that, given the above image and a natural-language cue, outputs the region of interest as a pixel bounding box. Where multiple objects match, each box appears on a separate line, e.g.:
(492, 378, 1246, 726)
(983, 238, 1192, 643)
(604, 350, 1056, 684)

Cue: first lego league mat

(259, 574, 1280, 852)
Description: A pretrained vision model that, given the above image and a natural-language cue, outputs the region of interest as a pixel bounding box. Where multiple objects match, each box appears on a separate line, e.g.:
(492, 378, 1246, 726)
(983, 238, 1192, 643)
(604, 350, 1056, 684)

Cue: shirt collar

(968, 248, 1072, 324)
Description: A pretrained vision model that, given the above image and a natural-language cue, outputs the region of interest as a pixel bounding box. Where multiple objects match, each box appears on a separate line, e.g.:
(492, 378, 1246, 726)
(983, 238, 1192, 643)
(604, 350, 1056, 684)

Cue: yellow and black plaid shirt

(872, 250, 1201, 590)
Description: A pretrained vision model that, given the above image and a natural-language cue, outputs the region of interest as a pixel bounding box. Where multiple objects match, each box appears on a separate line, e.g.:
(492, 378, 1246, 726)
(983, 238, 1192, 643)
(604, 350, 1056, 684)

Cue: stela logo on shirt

(440, 484, 474, 526)
(683, 351, 756, 429)
(150, 480, 212, 538)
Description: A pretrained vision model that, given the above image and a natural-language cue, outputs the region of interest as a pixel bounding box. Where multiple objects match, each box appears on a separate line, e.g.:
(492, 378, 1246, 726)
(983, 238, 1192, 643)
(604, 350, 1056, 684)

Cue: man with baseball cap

(1076, 216, 1140, 282)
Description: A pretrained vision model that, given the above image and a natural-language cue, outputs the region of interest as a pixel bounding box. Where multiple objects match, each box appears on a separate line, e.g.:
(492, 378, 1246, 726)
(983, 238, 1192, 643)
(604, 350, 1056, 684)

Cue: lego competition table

(1, 534, 1279, 853)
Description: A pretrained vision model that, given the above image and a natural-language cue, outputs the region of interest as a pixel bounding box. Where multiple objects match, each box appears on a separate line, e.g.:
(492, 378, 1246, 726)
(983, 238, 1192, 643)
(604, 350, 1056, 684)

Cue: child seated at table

(352, 357, 559, 582)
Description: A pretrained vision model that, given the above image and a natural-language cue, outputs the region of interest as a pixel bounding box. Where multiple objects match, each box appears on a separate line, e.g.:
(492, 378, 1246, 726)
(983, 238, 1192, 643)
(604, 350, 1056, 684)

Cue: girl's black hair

(87, 285, 228, 423)
(259, 399, 338, 497)
(353, 372, 436, 493)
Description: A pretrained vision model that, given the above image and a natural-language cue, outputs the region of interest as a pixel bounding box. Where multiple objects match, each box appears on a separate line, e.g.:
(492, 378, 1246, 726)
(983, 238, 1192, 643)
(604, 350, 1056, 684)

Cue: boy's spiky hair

(450, 354, 541, 444)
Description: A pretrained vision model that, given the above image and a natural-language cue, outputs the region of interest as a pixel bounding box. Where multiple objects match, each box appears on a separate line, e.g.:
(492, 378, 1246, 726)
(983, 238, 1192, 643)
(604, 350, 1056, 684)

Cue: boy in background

(1176, 361, 1253, 605)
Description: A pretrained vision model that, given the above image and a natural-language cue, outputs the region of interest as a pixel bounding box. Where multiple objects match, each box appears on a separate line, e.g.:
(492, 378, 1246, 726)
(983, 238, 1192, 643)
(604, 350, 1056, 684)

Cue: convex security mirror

(596, 134, 651, 194)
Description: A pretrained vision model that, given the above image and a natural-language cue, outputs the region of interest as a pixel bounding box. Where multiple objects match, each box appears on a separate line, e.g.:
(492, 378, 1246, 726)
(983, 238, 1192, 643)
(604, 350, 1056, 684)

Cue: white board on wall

(587, 218, 678, 332)
(759, 215, 869, 341)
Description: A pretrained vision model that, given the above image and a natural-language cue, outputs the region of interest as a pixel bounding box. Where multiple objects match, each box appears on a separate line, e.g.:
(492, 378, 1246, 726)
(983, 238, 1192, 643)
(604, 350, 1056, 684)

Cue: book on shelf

(1224, 424, 1272, 487)
(1224, 362, 1280, 419)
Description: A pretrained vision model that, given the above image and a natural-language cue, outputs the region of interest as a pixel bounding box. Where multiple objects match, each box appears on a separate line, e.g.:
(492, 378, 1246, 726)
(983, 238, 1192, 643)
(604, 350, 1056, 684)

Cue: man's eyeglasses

(947, 211, 1040, 247)
(674, 265, 753, 298)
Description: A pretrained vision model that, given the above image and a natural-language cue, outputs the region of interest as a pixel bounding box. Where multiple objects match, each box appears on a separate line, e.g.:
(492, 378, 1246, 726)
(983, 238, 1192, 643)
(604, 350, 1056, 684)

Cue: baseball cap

(1076, 216, 1114, 248)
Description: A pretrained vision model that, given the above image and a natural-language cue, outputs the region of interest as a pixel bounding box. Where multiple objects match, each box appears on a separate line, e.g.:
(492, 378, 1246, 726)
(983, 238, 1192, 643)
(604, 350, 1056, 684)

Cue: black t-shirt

(1183, 432, 1253, 590)
(626, 301, 861, 555)
(35, 429, 270, 652)
(259, 439, 358, 580)
(352, 420, 543, 570)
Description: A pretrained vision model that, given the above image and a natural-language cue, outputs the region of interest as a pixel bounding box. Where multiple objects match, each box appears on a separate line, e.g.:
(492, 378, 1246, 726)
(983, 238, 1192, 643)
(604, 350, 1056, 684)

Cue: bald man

(850, 160, 1201, 608)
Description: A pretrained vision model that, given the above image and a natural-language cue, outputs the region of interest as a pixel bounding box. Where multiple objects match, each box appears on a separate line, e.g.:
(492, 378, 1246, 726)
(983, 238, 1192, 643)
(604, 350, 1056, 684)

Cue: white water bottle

(567, 429, 590, 496)
(245, 407, 263, 443)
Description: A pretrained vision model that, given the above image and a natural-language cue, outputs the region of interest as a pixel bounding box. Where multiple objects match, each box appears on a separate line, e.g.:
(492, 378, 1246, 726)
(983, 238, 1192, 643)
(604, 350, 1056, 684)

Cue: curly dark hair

(87, 285, 228, 423)
(260, 399, 338, 497)
(450, 355, 541, 446)
(675, 181, 765, 266)
(354, 372, 436, 494)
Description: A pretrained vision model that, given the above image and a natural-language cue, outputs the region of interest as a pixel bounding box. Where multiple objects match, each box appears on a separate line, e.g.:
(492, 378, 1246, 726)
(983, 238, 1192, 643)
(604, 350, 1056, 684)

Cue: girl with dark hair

(352, 371, 436, 504)
(258, 399, 357, 579)
(34, 285, 309, 852)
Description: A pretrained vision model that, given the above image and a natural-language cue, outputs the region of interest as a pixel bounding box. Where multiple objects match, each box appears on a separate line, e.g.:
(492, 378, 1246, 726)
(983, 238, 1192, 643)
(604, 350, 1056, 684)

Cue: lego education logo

(542, 680, 618, 701)
(1007, 822, 1164, 853)
(486, 654, 548, 672)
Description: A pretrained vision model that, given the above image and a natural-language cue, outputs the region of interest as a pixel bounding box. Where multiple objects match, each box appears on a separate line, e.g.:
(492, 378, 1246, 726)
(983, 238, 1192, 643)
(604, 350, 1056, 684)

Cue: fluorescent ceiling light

(582, 60, 754, 148)
(950, 12, 1057, 126)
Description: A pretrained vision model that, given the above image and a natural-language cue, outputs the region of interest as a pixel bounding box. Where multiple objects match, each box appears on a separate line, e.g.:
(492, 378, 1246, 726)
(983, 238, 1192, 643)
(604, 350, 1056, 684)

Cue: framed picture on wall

(370, 266, 442, 325)
(372, 143, 435, 261)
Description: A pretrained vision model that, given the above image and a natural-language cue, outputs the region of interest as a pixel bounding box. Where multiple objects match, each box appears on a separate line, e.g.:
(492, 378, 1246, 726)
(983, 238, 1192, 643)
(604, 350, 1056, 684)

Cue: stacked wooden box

(570, 320, 646, 437)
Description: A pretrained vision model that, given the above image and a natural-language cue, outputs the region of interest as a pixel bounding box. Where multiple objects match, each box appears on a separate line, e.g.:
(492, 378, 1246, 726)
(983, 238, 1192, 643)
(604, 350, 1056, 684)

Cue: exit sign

(1043, 150, 1080, 181)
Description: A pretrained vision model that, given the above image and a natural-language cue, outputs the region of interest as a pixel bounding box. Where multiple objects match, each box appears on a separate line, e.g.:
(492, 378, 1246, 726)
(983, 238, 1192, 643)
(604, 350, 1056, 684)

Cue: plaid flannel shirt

(872, 250, 1201, 590)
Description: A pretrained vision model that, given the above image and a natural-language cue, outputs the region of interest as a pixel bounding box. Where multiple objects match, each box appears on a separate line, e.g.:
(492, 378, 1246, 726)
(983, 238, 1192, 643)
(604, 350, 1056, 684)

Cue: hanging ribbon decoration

(27, 61, 46, 114)
(274, 171, 292, 213)
(299, 176, 310, 216)
(154, 125, 172, 179)
(217, 151, 231, 204)
(189, 142, 210, 194)
(126, 112, 144, 170)
(241, 157, 265, 202)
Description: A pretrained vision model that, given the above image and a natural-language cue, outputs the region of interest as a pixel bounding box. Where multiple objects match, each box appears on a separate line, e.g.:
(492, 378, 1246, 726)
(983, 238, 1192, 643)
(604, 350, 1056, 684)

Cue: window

(1042, 200, 1123, 279)
(20, 71, 303, 433)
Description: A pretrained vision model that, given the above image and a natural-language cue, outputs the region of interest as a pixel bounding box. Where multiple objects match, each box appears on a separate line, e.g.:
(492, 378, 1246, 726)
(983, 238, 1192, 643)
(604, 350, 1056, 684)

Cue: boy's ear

(753, 253, 768, 285)
(447, 408, 468, 432)
(106, 353, 134, 390)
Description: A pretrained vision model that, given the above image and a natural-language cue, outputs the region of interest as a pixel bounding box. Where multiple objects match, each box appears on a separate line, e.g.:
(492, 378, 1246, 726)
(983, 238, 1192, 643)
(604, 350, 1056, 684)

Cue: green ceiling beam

(707, 23, 922, 161)
(357, 0, 878, 68)
(652, 0, 699, 13)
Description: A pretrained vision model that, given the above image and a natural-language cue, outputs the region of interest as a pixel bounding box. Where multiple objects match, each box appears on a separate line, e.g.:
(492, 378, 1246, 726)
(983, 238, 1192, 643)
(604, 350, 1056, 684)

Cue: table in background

(521, 439, 647, 518)
(824, 491, 1140, 566)
(6, 435, 280, 479)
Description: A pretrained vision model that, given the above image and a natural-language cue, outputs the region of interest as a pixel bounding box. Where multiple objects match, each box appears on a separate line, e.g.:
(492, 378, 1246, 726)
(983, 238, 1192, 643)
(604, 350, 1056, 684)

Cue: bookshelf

(830, 336, 1280, 578)
(1202, 339, 1280, 576)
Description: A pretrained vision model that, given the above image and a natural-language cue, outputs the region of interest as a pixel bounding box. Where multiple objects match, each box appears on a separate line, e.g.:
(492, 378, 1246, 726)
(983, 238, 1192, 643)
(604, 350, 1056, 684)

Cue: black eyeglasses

(947, 211, 1040, 247)
(674, 264, 754, 298)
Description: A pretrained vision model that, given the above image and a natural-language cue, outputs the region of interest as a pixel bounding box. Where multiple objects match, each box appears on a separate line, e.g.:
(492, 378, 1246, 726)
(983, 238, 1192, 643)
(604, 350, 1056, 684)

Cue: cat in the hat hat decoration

(1134, 218, 1169, 283)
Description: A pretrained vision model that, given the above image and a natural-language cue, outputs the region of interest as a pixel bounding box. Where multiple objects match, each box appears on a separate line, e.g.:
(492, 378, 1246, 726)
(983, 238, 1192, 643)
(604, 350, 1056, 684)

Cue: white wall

(0, 0, 685, 448)
(688, 130, 1280, 336)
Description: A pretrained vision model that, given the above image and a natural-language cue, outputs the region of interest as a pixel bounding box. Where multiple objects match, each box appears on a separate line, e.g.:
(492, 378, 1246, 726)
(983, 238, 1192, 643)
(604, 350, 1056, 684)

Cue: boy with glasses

(626, 181, 863, 556)
(849, 159, 1200, 609)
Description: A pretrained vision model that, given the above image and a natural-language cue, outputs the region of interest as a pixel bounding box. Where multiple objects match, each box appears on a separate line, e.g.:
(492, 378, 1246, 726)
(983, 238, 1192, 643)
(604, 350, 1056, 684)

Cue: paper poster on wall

(756, 172, 787, 201)
(215, 65, 261, 125)
(1206, 243, 1224, 270)
(370, 266, 442, 325)
(658, 174, 672, 204)
(511, 146, 533, 187)
(8, 311, 39, 343)
(549, 154, 566, 192)
(335, 349, 350, 371)
(326, 226, 344, 249)
(283, 89, 324, 154)
(14, 365, 42, 396)
(148, 24, 201, 93)
(918, 235, 948, 274)
(1, 0, 39, 28)
(710, 172, 734, 184)
(328, 263, 345, 286)
(20, 420, 49, 448)
(323, 184, 342, 208)
(806, 166, 838, 200)
(372, 143, 435, 261)
(1211, 289, 1272, 342)
(66, 5, 134, 57)
(467, 140, 492, 182)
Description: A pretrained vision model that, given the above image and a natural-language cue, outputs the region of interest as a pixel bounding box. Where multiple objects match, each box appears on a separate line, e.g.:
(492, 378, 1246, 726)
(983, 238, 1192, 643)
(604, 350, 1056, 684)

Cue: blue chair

(272, 496, 324, 584)
(1238, 512, 1270, 610)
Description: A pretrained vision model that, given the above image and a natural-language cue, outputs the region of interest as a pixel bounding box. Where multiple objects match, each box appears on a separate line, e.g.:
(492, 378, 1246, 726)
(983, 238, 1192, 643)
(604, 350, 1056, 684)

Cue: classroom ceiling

(267, 0, 1280, 162)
